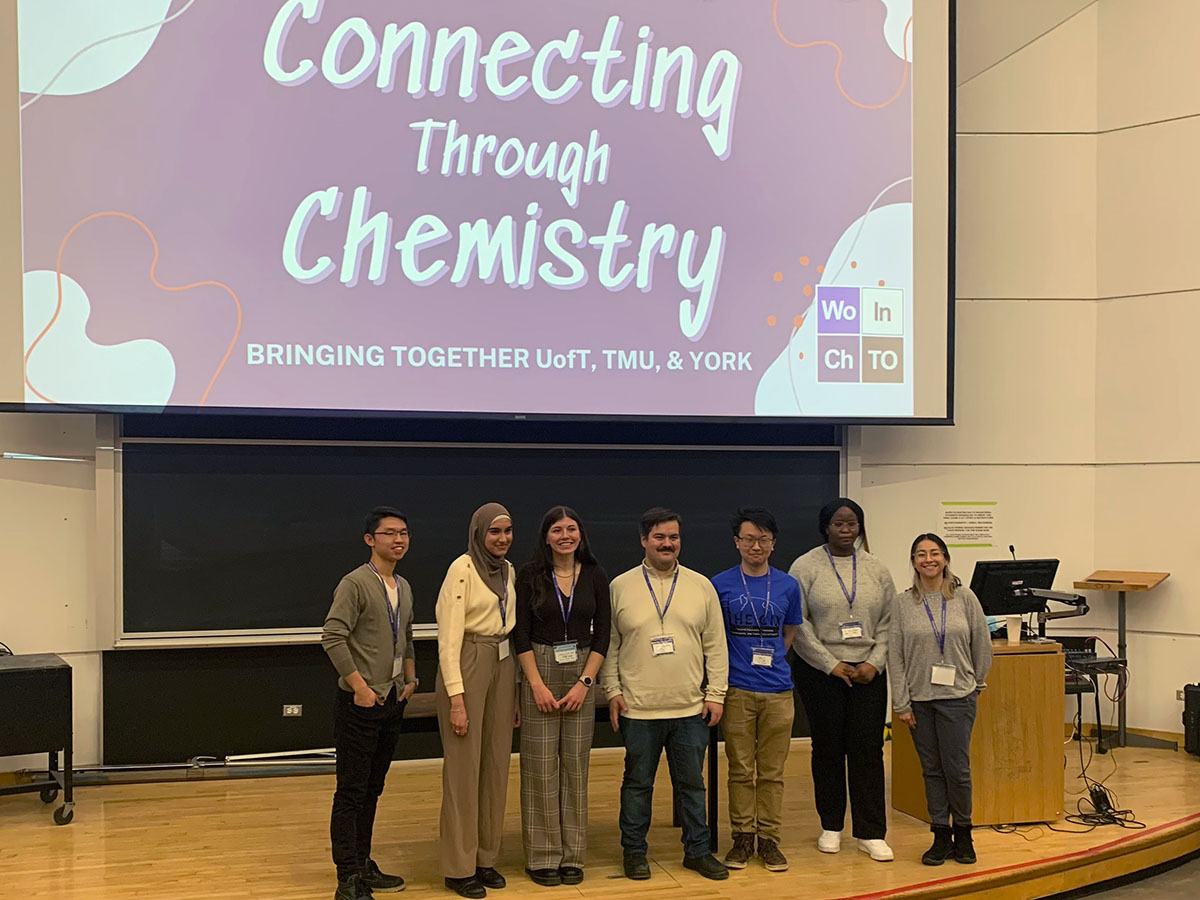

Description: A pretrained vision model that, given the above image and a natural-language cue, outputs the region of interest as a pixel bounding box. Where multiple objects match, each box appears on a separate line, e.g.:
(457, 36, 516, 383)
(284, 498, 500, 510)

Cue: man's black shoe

(524, 868, 560, 887)
(334, 873, 362, 900)
(558, 866, 584, 885)
(623, 854, 651, 880)
(361, 859, 405, 892)
(443, 876, 486, 899)
(474, 867, 506, 889)
(683, 854, 729, 880)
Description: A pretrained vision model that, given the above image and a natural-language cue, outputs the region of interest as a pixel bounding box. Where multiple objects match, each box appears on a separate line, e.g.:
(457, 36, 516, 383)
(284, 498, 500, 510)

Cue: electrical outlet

(1178, 690, 1186, 701)
(283, 704, 303, 717)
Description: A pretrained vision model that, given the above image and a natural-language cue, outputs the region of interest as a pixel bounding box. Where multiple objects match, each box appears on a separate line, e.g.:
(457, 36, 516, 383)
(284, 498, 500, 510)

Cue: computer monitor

(968, 559, 1060, 616)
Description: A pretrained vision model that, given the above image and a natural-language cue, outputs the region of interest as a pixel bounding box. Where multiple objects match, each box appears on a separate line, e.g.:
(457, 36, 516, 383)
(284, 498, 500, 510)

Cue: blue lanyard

(368, 561, 400, 646)
(922, 593, 948, 656)
(824, 546, 857, 608)
(497, 560, 509, 629)
(643, 566, 678, 628)
(551, 567, 577, 640)
(738, 567, 772, 644)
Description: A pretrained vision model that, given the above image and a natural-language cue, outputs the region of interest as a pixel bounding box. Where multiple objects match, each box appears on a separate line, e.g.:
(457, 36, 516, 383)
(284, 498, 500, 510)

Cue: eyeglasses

(735, 536, 775, 547)
(373, 530, 410, 539)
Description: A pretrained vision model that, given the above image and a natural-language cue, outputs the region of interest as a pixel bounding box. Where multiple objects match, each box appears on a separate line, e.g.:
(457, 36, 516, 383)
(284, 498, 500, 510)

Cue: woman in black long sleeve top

(514, 506, 610, 887)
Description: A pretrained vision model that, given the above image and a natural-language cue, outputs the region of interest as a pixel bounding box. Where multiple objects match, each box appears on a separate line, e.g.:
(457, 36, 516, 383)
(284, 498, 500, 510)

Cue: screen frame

(3, 0, 956, 427)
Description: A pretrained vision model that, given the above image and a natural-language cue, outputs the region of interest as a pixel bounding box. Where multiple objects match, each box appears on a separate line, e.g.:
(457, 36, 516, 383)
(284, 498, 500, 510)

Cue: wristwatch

(578, 675, 594, 687)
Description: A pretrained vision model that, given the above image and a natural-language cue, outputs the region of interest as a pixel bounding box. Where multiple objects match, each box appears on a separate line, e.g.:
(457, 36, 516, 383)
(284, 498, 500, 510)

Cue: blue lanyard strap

(922, 593, 948, 656)
(642, 566, 679, 629)
(738, 567, 772, 641)
(368, 561, 400, 646)
(551, 566, 578, 640)
(824, 546, 857, 608)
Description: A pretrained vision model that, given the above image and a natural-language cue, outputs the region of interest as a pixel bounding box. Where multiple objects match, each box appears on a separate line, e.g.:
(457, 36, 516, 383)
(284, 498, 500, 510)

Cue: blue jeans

(619, 715, 710, 858)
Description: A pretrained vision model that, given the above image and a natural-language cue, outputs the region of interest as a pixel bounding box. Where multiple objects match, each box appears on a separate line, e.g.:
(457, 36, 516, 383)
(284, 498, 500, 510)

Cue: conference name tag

(651, 635, 677, 656)
(840, 621, 864, 640)
(553, 641, 579, 665)
(751, 648, 773, 667)
(930, 663, 956, 686)
(498, 639, 511, 661)
(392, 657, 404, 679)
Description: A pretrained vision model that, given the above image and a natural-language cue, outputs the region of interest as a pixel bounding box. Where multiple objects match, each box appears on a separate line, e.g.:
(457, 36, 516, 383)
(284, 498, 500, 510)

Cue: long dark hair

(529, 506, 598, 612)
(817, 497, 869, 552)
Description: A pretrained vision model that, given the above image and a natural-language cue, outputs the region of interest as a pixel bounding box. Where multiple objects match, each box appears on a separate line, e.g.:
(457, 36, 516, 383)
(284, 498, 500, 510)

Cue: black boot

(952, 824, 976, 864)
(921, 826, 954, 866)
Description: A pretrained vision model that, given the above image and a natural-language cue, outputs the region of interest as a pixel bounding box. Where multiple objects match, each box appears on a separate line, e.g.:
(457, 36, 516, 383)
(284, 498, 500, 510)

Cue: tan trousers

(436, 633, 516, 878)
(722, 686, 795, 842)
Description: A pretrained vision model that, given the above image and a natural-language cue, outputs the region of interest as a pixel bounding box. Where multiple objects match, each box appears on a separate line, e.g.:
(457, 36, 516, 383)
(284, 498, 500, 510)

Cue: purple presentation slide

(16, 0, 918, 417)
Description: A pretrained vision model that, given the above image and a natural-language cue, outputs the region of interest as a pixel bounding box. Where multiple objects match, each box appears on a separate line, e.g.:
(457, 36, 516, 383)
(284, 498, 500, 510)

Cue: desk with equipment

(0, 653, 75, 824)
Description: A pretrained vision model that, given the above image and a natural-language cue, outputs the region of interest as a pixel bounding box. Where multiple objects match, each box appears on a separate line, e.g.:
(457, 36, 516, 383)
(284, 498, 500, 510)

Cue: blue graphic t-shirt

(711, 565, 804, 693)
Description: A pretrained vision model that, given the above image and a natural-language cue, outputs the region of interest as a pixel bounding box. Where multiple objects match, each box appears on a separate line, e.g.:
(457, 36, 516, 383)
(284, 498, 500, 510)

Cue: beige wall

(864, 0, 1199, 735)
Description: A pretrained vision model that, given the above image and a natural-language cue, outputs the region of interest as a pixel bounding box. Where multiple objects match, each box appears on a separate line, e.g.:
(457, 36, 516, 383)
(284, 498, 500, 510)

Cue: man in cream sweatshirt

(600, 507, 730, 882)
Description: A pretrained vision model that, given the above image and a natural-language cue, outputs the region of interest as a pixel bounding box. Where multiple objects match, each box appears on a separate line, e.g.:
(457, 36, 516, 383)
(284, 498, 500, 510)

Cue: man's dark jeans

(619, 714, 710, 859)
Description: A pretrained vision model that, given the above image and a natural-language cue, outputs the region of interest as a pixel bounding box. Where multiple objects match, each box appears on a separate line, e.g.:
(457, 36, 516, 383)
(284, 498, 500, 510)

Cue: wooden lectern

(892, 642, 1065, 826)
(1073, 569, 1174, 752)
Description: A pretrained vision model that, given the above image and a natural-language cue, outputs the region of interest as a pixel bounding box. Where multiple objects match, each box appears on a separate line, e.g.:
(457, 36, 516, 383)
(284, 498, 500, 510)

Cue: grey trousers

(909, 694, 977, 827)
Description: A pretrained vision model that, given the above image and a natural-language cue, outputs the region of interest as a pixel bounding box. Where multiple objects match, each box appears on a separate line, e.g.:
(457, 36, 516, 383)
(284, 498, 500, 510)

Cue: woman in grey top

(789, 498, 895, 862)
(889, 533, 993, 867)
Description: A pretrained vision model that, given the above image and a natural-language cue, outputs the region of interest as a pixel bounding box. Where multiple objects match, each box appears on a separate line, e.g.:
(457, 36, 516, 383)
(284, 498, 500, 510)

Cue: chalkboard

(121, 443, 839, 634)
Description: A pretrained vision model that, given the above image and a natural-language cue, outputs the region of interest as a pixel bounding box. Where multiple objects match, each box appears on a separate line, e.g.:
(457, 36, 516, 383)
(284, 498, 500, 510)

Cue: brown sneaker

(723, 833, 756, 869)
(758, 837, 789, 871)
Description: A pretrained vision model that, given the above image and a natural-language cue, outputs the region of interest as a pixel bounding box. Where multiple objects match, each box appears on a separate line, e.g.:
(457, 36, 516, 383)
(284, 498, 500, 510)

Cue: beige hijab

(468, 502, 512, 602)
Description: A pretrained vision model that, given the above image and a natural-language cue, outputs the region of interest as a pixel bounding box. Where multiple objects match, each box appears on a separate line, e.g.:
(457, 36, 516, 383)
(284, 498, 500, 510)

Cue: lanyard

(922, 593, 948, 657)
(551, 566, 577, 640)
(497, 560, 509, 629)
(368, 560, 400, 646)
(738, 567, 772, 644)
(643, 566, 679, 630)
(824, 546, 857, 608)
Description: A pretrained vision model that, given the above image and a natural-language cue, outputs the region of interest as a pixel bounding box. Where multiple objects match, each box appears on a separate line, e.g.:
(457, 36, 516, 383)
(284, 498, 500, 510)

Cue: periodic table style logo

(815, 285, 904, 384)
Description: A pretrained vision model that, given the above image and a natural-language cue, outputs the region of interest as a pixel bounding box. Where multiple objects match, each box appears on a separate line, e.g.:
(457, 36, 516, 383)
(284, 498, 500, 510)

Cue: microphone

(1009, 545, 1017, 560)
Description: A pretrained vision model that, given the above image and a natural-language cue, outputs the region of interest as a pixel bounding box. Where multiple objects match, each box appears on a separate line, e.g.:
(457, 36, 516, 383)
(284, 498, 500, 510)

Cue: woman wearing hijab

(436, 503, 518, 899)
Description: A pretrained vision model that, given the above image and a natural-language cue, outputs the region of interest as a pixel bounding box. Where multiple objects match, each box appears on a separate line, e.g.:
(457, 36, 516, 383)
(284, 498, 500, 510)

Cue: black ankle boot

(952, 824, 976, 864)
(922, 826, 954, 866)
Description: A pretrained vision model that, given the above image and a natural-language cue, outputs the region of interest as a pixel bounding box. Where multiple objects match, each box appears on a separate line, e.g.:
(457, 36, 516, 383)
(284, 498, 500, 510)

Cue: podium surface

(892, 641, 1064, 826)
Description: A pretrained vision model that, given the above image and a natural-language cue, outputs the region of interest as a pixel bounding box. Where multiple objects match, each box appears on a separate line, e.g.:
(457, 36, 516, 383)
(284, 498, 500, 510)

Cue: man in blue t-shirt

(711, 507, 803, 873)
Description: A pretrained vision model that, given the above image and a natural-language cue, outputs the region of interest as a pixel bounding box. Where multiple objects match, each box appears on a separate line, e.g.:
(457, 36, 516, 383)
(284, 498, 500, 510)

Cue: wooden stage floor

(1, 741, 1198, 900)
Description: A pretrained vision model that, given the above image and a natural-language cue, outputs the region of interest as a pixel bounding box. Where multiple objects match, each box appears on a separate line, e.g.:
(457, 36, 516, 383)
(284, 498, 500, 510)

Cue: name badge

(553, 641, 578, 664)
(751, 648, 773, 667)
(931, 663, 957, 686)
(392, 657, 404, 679)
(840, 621, 864, 640)
(651, 635, 676, 656)
(498, 639, 511, 661)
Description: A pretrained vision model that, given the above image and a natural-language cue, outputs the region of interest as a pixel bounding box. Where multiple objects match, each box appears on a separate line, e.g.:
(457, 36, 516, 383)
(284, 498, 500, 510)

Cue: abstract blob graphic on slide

(879, 0, 914, 61)
(17, 0, 175, 99)
(755, 202, 912, 416)
(23, 270, 176, 406)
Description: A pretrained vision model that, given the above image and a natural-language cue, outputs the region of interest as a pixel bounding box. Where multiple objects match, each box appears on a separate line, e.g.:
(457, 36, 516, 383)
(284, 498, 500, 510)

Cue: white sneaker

(817, 830, 842, 853)
(857, 838, 894, 862)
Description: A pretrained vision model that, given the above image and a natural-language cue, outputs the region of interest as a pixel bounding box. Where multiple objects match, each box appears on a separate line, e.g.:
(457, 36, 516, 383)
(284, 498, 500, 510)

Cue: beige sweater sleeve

(436, 554, 514, 696)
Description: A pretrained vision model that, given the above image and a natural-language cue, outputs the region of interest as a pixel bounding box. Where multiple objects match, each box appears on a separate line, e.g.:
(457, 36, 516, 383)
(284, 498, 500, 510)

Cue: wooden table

(892, 641, 1064, 826)
(1073, 570, 1175, 751)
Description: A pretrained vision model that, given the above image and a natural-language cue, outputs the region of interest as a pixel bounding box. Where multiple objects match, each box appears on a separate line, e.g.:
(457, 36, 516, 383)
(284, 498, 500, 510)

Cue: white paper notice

(940, 501, 997, 547)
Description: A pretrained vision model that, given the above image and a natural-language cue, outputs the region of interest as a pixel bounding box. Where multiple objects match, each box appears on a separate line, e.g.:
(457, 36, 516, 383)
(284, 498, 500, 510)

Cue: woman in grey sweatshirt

(889, 533, 993, 867)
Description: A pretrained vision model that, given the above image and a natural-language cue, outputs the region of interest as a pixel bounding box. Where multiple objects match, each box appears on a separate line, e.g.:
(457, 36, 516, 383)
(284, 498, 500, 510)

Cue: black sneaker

(334, 874, 362, 900)
(922, 826, 954, 866)
(443, 876, 486, 899)
(683, 854, 729, 880)
(723, 833, 755, 869)
(474, 867, 506, 890)
(362, 859, 405, 892)
(623, 854, 651, 880)
(952, 825, 976, 864)
(558, 866, 583, 885)
(757, 837, 789, 872)
(524, 868, 560, 887)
